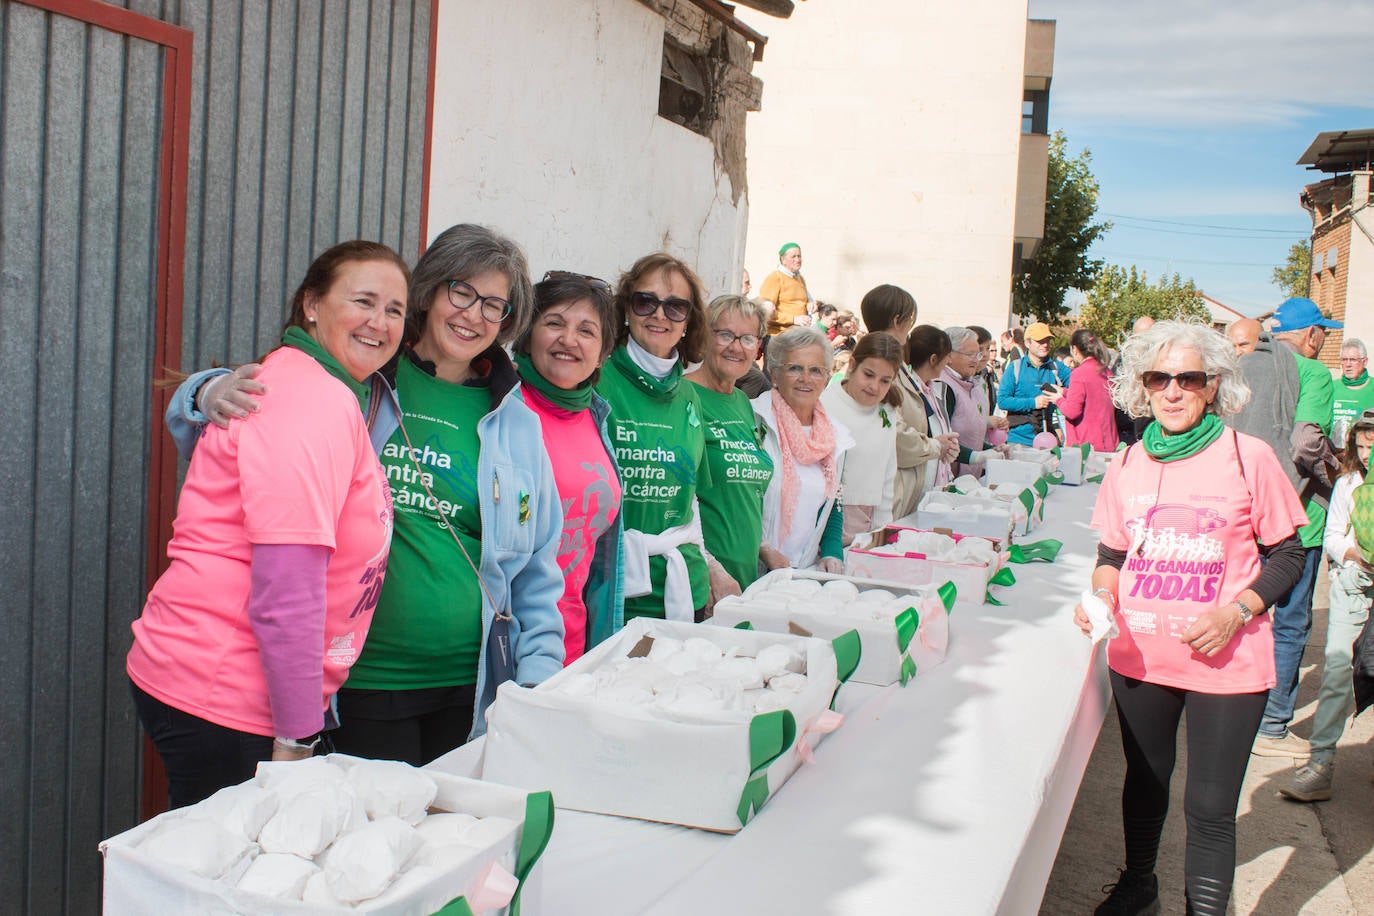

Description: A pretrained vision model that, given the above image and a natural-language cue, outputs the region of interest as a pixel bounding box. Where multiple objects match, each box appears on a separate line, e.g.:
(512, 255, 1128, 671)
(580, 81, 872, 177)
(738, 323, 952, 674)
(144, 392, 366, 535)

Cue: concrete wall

(744, 0, 1031, 332)
(426, 0, 747, 296)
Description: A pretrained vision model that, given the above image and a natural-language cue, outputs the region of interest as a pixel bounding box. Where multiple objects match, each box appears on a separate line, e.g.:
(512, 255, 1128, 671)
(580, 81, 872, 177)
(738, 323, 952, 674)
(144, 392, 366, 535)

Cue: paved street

(1043, 570, 1374, 915)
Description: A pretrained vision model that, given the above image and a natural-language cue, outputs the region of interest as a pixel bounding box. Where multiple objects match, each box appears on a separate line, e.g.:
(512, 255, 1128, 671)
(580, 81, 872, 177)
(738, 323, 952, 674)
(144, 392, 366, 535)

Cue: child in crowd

(1281, 410, 1374, 801)
(821, 332, 902, 544)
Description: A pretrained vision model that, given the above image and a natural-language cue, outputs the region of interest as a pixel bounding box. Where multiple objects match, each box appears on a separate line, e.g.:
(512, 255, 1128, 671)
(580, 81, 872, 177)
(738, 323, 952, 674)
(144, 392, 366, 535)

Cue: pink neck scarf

(771, 389, 838, 542)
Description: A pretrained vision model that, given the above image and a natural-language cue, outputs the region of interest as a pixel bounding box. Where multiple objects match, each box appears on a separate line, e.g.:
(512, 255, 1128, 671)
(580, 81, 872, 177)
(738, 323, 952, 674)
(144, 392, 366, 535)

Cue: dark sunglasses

(630, 290, 690, 323)
(542, 270, 610, 291)
(1141, 370, 1214, 392)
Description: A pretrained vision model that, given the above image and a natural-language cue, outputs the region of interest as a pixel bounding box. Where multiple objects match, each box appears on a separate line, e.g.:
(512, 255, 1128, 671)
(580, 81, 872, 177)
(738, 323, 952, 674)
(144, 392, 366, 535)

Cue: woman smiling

(822, 332, 902, 544)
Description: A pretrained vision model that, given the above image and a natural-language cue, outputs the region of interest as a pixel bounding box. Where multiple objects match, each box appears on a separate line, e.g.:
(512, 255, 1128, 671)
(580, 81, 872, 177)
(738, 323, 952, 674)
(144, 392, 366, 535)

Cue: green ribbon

(937, 580, 958, 611)
(899, 654, 918, 685)
(1086, 473, 1105, 483)
(1017, 488, 1036, 521)
(734, 620, 755, 631)
(894, 608, 919, 652)
(984, 590, 1006, 606)
(432, 897, 477, 916)
(1032, 478, 1049, 518)
(1048, 470, 1065, 484)
(509, 791, 555, 916)
(990, 566, 1017, 586)
(1141, 413, 1223, 462)
(830, 629, 863, 709)
(736, 709, 797, 826)
(1007, 539, 1064, 564)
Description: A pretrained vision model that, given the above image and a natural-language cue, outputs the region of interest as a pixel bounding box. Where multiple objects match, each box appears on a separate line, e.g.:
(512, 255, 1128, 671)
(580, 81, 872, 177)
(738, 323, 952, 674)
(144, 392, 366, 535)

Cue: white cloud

(1030, 0, 1374, 126)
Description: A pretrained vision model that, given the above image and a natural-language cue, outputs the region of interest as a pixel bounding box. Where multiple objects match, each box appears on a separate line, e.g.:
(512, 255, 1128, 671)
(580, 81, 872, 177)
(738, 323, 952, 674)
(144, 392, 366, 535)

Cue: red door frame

(16, 0, 192, 822)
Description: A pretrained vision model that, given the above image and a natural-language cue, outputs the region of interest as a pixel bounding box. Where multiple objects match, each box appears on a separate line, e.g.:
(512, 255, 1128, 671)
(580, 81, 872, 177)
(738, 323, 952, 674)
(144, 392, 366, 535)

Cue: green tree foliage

(1271, 242, 1312, 298)
(1012, 132, 1111, 323)
(1078, 265, 1212, 346)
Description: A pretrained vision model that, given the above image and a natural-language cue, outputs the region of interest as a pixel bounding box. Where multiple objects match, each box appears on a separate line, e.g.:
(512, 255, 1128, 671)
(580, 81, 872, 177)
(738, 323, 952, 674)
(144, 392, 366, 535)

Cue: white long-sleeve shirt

(821, 382, 897, 529)
(1324, 470, 1366, 573)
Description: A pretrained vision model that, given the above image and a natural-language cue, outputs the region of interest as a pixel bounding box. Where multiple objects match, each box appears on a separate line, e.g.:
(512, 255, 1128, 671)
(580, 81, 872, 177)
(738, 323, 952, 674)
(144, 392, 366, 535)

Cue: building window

(659, 38, 712, 136)
(1022, 90, 1048, 135)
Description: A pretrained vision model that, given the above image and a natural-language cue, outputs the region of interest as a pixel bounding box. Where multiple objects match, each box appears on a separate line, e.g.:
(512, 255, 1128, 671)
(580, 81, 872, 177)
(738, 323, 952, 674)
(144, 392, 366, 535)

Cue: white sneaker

(1279, 761, 1333, 802)
(1251, 732, 1311, 759)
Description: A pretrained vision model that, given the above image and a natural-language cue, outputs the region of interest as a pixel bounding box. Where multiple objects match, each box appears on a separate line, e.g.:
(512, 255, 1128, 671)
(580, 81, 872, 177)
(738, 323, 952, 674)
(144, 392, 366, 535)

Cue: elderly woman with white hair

(937, 326, 1007, 477)
(1073, 320, 1308, 916)
(754, 326, 853, 573)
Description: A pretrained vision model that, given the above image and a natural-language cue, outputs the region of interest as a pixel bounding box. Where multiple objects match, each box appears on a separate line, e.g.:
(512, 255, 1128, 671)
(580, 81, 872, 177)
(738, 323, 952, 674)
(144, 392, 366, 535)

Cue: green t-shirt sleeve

(1293, 356, 1335, 432)
(819, 499, 844, 560)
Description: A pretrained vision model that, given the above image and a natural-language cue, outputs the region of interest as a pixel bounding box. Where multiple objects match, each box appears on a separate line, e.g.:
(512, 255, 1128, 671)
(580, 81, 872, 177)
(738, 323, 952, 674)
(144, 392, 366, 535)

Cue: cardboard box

(983, 457, 1047, 489)
(481, 618, 844, 833)
(844, 526, 998, 608)
(101, 756, 552, 915)
(917, 490, 1018, 542)
(711, 568, 952, 686)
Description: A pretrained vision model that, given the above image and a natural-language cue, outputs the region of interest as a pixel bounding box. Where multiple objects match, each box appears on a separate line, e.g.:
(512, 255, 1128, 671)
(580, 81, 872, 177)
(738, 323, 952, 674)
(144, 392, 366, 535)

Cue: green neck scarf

(609, 344, 681, 402)
(1141, 413, 1224, 462)
(514, 351, 594, 412)
(281, 325, 370, 412)
(1341, 369, 1369, 388)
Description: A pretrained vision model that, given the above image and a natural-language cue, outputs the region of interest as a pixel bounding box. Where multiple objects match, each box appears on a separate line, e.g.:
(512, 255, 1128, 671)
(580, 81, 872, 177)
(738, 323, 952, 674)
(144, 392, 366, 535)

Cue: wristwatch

(1233, 601, 1254, 625)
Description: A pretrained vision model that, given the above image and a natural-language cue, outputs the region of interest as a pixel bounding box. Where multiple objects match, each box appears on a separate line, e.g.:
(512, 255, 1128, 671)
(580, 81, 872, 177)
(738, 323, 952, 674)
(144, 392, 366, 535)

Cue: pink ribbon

(918, 599, 950, 655)
(797, 709, 844, 764)
(466, 860, 519, 914)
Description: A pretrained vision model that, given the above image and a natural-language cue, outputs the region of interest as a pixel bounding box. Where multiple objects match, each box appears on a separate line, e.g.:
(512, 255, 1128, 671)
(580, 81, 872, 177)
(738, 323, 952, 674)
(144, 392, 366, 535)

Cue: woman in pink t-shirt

(510, 272, 624, 663)
(1058, 328, 1119, 452)
(127, 242, 407, 807)
(1073, 321, 1307, 916)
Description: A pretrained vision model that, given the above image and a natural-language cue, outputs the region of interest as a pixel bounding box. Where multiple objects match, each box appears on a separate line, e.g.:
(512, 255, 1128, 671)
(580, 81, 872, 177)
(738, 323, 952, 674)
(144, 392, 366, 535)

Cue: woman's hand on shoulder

(199, 363, 267, 427)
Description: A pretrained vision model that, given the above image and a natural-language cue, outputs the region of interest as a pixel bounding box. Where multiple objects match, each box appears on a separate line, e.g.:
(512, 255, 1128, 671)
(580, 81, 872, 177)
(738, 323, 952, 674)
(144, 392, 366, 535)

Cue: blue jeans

(1259, 546, 1322, 738)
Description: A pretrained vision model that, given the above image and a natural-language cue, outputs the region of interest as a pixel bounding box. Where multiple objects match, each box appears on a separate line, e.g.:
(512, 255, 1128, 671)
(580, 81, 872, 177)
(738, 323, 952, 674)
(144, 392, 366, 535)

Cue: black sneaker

(1094, 869, 1161, 915)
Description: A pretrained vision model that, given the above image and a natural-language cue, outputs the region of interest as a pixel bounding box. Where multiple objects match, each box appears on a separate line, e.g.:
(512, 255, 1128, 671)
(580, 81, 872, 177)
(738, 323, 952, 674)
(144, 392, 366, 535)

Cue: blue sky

(1028, 0, 1374, 316)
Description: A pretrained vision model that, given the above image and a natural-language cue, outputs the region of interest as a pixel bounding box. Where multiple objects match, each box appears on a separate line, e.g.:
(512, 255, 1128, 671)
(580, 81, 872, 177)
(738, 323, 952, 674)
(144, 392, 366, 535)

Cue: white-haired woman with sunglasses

(167, 225, 566, 767)
(686, 295, 776, 604)
(597, 252, 715, 622)
(1073, 320, 1307, 916)
(754, 326, 853, 574)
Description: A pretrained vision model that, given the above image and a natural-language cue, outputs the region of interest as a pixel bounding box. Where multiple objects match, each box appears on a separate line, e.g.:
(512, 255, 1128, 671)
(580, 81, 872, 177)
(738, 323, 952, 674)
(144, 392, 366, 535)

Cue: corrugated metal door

(0, 1, 191, 912)
(1, 0, 430, 911)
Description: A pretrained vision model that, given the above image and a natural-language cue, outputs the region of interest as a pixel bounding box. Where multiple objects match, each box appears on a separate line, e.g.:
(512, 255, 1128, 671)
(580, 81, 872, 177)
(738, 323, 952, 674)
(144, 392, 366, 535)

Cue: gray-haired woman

(754, 326, 853, 573)
(686, 295, 776, 601)
(1072, 320, 1307, 915)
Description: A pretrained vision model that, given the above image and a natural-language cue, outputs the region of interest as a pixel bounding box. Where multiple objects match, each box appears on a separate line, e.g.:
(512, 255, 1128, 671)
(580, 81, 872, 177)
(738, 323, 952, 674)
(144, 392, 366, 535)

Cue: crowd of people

(126, 228, 1371, 916)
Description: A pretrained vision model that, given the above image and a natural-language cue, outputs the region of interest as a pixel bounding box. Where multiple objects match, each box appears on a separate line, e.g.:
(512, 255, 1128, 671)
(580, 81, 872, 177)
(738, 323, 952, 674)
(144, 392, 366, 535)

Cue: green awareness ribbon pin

(736, 709, 797, 826)
(880, 407, 892, 428)
(518, 491, 530, 525)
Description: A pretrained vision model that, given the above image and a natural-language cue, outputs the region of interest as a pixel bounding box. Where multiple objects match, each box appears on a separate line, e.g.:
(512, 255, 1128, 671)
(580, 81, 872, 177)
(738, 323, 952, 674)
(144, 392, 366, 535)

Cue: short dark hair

(1070, 328, 1111, 372)
(907, 324, 952, 369)
(613, 252, 709, 364)
(859, 284, 917, 334)
(969, 325, 993, 345)
(513, 273, 619, 383)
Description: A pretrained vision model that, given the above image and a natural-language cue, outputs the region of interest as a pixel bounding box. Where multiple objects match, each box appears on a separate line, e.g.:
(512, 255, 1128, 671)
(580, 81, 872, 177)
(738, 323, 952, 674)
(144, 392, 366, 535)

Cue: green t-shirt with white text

(693, 384, 774, 589)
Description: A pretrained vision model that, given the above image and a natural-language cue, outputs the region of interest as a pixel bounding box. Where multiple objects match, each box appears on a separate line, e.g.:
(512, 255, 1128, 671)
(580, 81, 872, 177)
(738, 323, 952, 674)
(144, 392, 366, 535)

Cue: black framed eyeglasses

(1141, 370, 1214, 392)
(713, 328, 760, 350)
(447, 280, 512, 323)
(630, 290, 690, 323)
(541, 270, 611, 291)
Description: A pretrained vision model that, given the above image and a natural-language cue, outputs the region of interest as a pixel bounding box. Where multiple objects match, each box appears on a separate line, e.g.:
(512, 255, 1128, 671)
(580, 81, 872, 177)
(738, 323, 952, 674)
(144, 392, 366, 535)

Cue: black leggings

(1110, 670, 1266, 916)
(331, 685, 476, 767)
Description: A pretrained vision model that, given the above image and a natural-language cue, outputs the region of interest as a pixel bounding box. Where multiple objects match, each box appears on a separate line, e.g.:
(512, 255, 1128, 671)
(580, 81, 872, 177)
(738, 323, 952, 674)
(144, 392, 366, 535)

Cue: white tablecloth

(431, 481, 1111, 916)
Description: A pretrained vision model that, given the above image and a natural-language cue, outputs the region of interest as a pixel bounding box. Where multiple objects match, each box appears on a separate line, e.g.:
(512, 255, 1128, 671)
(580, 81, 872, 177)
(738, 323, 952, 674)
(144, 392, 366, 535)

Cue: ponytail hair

(1070, 328, 1111, 375)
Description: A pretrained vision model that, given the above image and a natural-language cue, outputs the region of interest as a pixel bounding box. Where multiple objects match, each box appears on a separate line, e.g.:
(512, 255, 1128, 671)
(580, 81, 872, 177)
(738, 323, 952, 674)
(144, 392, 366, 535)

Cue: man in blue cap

(1233, 297, 1342, 761)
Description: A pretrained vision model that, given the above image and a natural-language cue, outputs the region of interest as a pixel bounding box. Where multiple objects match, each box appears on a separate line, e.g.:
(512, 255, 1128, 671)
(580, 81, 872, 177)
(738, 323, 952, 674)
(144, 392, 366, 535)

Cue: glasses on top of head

(542, 270, 610, 291)
(713, 328, 760, 350)
(630, 290, 690, 323)
(783, 363, 829, 381)
(447, 280, 512, 323)
(1140, 370, 1214, 392)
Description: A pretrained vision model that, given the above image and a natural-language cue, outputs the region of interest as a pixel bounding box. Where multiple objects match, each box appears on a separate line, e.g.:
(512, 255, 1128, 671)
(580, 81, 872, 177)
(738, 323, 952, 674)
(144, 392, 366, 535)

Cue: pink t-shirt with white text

(128, 347, 393, 735)
(522, 386, 621, 663)
(1091, 430, 1306, 693)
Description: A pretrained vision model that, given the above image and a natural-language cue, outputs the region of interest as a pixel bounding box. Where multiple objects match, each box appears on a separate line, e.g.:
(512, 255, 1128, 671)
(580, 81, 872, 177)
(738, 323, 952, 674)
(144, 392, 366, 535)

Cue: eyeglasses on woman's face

(448, 280, 512, 323)
(783, 363, 829, 381)
(1140, 370, 1214, 392)
(630, 290, 690, 323)
(713, 328, 760, 351)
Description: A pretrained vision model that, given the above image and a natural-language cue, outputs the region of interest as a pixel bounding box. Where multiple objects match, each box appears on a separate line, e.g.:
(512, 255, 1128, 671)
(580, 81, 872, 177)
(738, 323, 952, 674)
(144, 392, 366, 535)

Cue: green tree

(1078, 264, 1212, 346)
(1012, 131, 1112, 323)
(1271, 241, 1311, 298)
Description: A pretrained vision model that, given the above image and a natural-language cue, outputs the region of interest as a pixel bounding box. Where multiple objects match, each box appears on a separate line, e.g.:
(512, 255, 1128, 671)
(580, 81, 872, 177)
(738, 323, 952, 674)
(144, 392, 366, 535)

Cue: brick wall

(1311, 220, 1352, 368)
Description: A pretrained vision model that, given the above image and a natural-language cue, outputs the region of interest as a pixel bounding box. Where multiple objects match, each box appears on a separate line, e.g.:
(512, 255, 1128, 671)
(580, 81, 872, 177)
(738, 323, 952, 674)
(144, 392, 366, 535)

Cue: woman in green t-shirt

(685, 295, 775, 605)
(595, 253, 713, 622)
